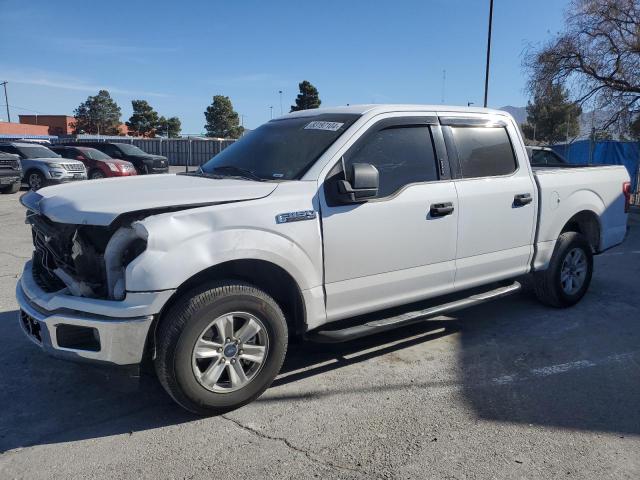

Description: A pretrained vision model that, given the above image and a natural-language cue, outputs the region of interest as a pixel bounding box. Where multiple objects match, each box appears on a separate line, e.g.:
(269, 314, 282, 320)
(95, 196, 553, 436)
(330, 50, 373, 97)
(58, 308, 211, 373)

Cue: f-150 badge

(275, 210, 317, 224)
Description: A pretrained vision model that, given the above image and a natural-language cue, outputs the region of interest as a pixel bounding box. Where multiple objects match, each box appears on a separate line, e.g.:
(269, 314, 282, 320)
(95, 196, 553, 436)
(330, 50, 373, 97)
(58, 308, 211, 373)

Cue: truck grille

(20, 310, 43, 344)
(62, 163, 85, 173)
(28, 212, 75, 292)
(0, 158, 19, 169)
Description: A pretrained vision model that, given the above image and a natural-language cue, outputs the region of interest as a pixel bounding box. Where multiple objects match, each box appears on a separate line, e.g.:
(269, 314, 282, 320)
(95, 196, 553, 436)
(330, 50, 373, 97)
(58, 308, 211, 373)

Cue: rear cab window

(443, 119, 518, 178)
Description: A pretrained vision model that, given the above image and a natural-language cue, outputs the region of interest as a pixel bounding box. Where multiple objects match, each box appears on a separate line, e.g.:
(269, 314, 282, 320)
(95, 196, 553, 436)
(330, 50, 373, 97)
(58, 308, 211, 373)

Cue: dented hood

(21, 173, 278, 226)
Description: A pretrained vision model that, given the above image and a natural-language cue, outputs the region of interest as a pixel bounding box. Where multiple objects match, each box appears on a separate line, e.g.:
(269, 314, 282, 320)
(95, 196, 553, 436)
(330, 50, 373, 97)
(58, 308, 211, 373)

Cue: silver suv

(0, 142, 87, 190)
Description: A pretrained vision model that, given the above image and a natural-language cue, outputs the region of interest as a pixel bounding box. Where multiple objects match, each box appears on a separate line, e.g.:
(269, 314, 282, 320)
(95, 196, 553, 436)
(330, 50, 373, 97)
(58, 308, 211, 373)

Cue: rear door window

(450, 127, 517, 178)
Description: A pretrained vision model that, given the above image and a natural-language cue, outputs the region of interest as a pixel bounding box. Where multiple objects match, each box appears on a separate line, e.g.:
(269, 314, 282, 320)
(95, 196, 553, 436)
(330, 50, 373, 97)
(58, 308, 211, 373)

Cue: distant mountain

(498, 105, 617, 140)
(499, 105, 527, 125)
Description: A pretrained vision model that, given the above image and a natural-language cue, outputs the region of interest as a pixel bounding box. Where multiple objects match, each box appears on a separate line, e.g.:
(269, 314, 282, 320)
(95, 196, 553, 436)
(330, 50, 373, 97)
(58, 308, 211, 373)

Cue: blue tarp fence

(551, 140, 640, 191)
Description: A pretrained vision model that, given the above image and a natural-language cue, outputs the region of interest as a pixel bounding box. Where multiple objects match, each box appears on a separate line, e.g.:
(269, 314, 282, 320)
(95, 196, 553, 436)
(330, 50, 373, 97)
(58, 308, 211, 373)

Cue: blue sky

(1, 0, 568, 133)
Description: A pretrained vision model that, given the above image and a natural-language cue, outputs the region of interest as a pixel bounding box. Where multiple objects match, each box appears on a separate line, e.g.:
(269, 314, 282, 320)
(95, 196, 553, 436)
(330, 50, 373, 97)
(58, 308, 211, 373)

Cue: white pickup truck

(16, 105, 631, 414)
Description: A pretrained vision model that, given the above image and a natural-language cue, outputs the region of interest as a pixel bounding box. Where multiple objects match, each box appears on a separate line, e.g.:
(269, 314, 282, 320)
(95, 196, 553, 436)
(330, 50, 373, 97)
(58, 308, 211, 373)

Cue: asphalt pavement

(0, 188, 638, 480)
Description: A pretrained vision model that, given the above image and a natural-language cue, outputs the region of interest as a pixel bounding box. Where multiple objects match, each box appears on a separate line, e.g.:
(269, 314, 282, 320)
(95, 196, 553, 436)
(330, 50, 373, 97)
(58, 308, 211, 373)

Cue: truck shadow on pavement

(1, 259, 638, 452)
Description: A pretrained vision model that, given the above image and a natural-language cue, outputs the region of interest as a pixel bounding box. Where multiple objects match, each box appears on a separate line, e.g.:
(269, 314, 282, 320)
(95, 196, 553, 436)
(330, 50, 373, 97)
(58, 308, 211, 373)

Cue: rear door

(319, 114, 459, 321)
(441, 115, 537, 290)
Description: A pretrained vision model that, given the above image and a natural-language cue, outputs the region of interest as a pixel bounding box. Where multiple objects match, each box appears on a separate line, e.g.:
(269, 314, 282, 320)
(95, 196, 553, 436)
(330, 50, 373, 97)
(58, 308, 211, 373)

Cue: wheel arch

(157, 259, 307, 339)
(23, 167, 45, 181)
(560, 210, 601, 252)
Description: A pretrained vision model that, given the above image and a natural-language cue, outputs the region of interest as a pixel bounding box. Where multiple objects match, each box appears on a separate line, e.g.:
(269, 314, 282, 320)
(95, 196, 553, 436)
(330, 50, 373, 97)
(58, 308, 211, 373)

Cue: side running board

(306, 281, 521, 343)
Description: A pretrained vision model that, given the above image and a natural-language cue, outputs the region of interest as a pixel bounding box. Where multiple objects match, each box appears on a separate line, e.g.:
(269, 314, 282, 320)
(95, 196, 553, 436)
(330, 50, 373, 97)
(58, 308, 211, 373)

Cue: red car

(50, 146, 138, 179)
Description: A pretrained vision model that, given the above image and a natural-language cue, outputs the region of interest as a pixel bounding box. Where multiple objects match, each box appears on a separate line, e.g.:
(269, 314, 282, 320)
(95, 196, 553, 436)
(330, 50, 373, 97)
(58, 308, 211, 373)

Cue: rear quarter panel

(533, 165, 629, 269)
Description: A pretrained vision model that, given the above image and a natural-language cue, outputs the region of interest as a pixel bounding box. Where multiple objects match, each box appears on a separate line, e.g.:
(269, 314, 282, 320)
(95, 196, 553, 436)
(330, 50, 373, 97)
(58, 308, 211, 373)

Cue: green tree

(290, 80, 321, 112)
(204, 95, 244, 138)
(73, 90, 122, 135)
(521, 84, 582, 143)
(126, 100, 159, 137)
(629, 116, 640, 139)
(156, 116, 182, 138)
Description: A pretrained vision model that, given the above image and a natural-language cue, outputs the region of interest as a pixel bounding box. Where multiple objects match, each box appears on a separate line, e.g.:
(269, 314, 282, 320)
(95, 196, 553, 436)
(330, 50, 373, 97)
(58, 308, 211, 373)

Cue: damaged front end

(27, 211, 147, 300)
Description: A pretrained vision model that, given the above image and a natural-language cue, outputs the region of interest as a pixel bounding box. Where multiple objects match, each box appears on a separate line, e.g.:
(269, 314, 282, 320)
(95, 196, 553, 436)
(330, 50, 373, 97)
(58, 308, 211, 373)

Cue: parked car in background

(0, 151, 22, 194)
(50, 146, 137, 180)
(526, 146, 569, 166)
(0, 142, 86, 190)
(61, 142, 169, 175)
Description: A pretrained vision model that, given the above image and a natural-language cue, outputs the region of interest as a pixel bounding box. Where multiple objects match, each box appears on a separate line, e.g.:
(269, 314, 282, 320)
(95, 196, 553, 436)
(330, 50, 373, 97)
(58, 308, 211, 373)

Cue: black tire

(0, 182, 20, 194)
(90, 169, 105, 179)
(534, 231, 593, 308)
(155, 281, 288, 415)
(27, 170, 46, 191)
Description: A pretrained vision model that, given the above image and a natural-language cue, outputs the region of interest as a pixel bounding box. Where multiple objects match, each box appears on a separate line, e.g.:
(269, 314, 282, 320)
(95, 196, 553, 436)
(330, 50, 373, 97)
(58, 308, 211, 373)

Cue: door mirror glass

(337, 162, 379, 203)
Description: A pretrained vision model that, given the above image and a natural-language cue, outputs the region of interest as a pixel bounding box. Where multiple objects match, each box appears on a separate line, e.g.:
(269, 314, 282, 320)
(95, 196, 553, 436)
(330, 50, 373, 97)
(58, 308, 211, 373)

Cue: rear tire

(0, 182, 20, 194)
(155, 281, 288, 415)
(534, 231, 593, 308)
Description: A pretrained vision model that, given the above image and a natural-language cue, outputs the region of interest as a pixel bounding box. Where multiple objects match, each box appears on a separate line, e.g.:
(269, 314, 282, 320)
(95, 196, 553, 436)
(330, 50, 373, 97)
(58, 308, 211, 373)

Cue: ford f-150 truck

(15, 105, 631, 414)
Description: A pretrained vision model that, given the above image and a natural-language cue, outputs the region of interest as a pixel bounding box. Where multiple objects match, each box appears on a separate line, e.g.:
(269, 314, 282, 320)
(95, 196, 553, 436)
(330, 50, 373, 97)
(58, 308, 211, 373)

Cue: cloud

(208, 72, 287, 88)
(50, 37, 179, 56)
(1, 67, 168, 98)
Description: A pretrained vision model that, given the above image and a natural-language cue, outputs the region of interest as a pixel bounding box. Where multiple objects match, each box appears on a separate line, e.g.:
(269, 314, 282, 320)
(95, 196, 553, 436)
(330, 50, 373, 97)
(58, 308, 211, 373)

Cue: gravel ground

(0, 186, 638, 480)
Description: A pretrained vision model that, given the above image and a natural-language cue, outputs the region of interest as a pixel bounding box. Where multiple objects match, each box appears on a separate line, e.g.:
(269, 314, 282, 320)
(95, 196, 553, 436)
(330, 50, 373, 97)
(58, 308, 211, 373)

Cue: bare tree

(525, 0, 640, 132)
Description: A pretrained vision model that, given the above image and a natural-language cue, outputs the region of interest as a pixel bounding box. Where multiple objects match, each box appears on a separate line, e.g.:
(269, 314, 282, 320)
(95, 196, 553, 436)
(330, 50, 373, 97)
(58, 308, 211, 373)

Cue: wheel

(0, 182, 20, 194)
(534, 231, 593, 308)
(155, 281, 288, 415)
(27, 171, 46, 190)
(90, 169, 106, 179)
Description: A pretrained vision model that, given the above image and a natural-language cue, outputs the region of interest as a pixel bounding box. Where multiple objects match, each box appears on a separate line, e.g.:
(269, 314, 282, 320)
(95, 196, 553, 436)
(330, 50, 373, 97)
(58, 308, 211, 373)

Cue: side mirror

(337, 162, 379, 203)
(76, 155, 84, 161)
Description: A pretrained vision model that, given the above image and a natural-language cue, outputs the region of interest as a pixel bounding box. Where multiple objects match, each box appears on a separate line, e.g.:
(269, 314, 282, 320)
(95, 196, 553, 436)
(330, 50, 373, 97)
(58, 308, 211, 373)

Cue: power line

(0, 103, 47, 114)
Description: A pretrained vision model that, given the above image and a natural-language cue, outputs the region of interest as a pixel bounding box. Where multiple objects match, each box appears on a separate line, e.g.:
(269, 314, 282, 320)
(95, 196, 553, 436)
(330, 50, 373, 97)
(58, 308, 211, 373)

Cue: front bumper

(46, 168, 87, 182)
(0, 174, 21, 185)
(16, 261, 175, 365)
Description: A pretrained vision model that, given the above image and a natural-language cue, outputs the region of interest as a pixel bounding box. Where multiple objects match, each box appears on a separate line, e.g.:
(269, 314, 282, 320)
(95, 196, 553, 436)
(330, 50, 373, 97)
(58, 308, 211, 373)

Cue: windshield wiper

(212, 165, 265, 181)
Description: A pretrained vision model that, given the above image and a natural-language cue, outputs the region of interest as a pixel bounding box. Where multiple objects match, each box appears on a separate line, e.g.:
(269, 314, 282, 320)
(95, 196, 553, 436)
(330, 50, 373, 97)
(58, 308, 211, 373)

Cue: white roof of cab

(279, 104, 510, 119)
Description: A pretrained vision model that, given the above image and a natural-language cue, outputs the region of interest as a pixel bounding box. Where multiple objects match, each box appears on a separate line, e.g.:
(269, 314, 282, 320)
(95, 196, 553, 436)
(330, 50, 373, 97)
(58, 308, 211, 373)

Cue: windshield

(115, 144, 148, 156)
(79, 148, 111, 160)
(200, 113, 360, 180)
(16, 145, 60, 159)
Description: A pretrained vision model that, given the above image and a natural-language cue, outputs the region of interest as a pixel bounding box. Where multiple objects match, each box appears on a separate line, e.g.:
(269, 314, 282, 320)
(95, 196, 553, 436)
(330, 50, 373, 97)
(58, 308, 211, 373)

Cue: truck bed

(532, 164, 629, 266)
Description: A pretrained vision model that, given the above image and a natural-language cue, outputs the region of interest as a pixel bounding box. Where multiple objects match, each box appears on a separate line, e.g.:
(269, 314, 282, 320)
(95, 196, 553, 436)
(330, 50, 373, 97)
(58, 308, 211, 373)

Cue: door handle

(429, 202, 454, 217)
(514, 193, 532, 206)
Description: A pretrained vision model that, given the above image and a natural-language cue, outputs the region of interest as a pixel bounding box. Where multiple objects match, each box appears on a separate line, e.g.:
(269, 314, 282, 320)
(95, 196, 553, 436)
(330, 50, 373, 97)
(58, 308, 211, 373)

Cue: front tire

(27, 171, 46, 190)
(155, 281, 288, 415)
(90, 169, 106, 179)
(534, 231, 593, 308)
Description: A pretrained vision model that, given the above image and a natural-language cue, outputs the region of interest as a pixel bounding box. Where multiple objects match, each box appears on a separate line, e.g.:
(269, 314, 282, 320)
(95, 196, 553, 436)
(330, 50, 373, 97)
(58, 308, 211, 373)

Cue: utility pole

(269, 106, 273, 119)
(1, 81, 10, 122)
(278, 90, 283, 115)
(483, 0, 494, 108)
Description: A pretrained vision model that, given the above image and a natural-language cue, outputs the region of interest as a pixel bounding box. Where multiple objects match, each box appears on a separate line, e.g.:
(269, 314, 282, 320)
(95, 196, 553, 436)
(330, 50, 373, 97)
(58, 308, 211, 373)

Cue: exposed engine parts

(26, 211, 147, 300)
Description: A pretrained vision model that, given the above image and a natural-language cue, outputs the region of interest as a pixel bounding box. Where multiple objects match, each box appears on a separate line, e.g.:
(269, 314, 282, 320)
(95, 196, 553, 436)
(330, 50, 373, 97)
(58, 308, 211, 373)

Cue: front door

(320, 116, 459, 322)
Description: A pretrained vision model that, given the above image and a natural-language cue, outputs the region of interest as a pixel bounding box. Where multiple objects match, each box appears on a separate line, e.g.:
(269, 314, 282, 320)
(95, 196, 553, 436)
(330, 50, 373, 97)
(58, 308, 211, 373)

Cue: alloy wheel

(191, 312, 269, 393)
(560, 247, 588, 295)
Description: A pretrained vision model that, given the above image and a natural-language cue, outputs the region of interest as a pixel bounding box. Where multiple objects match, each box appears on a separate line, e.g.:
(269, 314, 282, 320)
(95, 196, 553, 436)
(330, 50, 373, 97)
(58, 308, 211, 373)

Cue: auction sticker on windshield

(304, 121, 344, 131)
